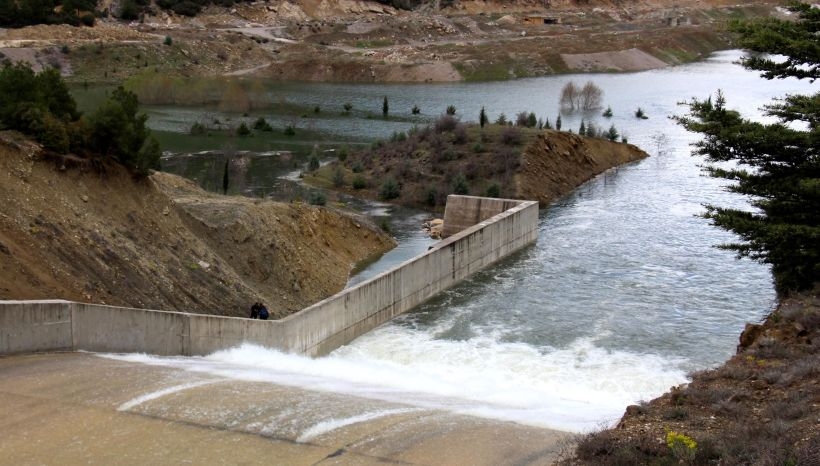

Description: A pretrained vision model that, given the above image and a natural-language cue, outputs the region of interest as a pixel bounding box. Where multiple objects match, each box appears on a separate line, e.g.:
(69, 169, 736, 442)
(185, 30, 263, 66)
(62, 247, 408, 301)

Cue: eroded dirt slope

(0, 131, 394, 317)
(517, 129, 647, 205)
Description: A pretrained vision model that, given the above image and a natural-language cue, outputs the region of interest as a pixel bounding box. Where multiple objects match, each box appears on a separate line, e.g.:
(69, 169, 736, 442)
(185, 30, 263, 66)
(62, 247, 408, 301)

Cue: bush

(452, 173, 468, 195)
(190, 122, 206, 135)
(337, 146, 348, 161)
(163, 36, 173, 46)
(635, 107, 648, 119)
(308, 191, 326, 206)
(307, 153, 320, 171)
(351, 161, 363, 173)
(380, 178, 400, 200)
(606, 124, 619, 141)
(236, 122, 251, 136)
(434, 115, 458, 133)
(352, 175, 366, 189)
(501, 126, 521, 145)
(332, 168, 345, 187)
(343, 102, 352, 113)
(283, 125, 295, 136)
(80, 13, 95, 26)
(446, 105, 456, 115)
(452, 124, 468, 144)
(411, 105, 420, 114)
(485, 183, 500, 198)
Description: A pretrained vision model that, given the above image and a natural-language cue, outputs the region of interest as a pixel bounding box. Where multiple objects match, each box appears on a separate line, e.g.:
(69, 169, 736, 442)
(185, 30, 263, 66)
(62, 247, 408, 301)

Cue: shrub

(527, 112, 537, 128)
(635, 107, 648, 119)
(351, 161, 363, 173)
(515, 111, 529, 127)
(472, 142, 484, 153)
(236, 122, 251, 136)
(80, 13, 95, 26)
(337, 146, 348, 161)
(452, 173, 468, 195)
(501, 126, 521, 145)
(434, 115, 458, 133)
(452, 124, 468, 144)
(606, 124, 619, 141)
(163, 36, 173, 46)
(379, 178, 400, 200)
(284, 125, 295, 136)
(307, 153, 320, 171)
(485, 183, 500, 198)
(308, 191, 326, 206)
(252, 117, 268, 130)
(343, 102, 352, 113)
(332, 168, 345, 187)
(425, 187, 437, 206)
(411, 105, 420, 114)
(190, 122, 206, 135)
(446, 105, 456, 115)
(352, 175, 366, 189)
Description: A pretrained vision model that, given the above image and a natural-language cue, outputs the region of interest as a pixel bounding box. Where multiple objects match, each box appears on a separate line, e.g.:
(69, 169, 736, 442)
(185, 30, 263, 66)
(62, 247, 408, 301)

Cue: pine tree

(676, 2, 819, 293)
(382, 96, 389, 118)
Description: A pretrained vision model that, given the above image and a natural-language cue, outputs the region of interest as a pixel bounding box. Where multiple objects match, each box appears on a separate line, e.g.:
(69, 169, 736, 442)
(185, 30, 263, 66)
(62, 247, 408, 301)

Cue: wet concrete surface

(0, 353, 570, 465)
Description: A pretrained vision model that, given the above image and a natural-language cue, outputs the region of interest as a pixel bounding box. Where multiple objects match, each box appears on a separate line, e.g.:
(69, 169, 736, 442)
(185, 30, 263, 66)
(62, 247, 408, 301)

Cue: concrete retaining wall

(1, 196, 538, 357)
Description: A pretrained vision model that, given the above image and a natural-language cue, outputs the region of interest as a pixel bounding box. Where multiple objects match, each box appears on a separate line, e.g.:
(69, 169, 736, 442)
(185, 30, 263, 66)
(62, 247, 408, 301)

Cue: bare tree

(579, 81, 603, 111)
(560, 80, 604, 111)
(559, 81, 579, 110)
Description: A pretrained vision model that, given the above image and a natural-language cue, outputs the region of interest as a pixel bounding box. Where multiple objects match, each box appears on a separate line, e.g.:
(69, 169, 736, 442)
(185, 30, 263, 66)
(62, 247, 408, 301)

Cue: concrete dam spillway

(1, 195, 539, 357)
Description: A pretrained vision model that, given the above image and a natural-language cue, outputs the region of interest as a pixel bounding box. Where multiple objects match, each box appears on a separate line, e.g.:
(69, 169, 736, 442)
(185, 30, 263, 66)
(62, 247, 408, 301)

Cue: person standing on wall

(258, 304, 269, 320)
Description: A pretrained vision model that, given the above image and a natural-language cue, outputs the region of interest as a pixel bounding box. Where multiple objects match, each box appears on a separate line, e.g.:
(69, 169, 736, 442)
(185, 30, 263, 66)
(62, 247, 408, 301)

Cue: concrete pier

(1, 195, 539, 357)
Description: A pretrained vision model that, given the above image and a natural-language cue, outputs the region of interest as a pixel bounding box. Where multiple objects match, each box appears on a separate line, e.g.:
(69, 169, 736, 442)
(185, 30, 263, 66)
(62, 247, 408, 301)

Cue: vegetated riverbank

(0, 131, 395, 317)
(304, 123, 648, 210)
(568, 288, 819, 465)
(0, 0, 781, 84)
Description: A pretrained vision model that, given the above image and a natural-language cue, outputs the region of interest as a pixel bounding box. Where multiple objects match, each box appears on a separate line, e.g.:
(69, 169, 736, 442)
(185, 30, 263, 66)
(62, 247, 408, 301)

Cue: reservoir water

(119, 51, 814, 433)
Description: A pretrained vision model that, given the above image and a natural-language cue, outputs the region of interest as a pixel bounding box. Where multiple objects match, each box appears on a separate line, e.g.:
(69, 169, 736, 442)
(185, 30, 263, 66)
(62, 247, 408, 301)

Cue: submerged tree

(676, 1, 819, 294)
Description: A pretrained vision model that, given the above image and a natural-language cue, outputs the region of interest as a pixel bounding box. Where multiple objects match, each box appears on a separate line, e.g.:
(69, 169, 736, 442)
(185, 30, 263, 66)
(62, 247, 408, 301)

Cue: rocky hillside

(0, 0, 780, 83)
(571, 288, 820, 465)
(306, 125, 647, 209)
(0, 131, 395, 318)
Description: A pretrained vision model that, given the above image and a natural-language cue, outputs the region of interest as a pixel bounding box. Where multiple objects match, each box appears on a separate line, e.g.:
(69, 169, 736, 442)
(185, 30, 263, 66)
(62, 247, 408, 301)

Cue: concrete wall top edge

(1, 300, 73, 304)
(284, 197, 538, 323)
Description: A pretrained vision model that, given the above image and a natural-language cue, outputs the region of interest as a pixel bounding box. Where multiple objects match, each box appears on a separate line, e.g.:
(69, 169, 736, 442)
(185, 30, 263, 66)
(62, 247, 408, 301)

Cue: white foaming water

(102, 335, 687, 432)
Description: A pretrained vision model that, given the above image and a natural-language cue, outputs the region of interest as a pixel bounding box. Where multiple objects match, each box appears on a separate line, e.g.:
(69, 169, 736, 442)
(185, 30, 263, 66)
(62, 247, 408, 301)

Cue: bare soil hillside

(0, 131, 394, 318)
(517, 130, 648, 205)
(0, 0, 782, 83)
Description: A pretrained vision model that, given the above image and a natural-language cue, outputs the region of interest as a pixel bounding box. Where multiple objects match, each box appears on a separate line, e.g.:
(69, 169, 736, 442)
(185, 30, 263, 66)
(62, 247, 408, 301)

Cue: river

(120, 51, 814, 433)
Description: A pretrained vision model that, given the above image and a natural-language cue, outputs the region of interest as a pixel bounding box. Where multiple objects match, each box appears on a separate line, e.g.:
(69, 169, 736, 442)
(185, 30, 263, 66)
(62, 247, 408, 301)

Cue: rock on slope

(0, 131, 394, 318)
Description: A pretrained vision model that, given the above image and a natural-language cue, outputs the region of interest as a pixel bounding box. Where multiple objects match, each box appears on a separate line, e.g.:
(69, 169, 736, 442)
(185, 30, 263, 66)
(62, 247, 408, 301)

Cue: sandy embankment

(0, 352, 571, 465)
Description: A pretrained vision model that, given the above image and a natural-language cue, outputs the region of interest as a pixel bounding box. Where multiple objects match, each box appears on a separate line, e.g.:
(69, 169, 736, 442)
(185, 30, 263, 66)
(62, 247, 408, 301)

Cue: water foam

(101, 333, 688, 433)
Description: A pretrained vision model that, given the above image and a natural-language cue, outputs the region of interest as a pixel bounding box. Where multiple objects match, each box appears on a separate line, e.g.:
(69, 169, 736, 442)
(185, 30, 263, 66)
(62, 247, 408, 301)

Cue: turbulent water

(117, 51, 815, 433)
